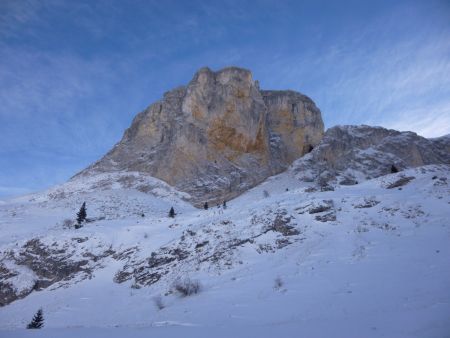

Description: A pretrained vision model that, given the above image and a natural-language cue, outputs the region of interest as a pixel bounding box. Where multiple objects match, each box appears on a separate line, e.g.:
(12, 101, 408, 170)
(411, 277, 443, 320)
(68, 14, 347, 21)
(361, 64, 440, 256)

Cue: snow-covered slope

(0, 163, 449, 337)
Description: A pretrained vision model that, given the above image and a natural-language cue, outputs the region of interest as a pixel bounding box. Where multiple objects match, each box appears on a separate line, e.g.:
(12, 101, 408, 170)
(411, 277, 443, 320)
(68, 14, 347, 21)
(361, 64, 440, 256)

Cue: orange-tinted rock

(78, 67, 324, 205)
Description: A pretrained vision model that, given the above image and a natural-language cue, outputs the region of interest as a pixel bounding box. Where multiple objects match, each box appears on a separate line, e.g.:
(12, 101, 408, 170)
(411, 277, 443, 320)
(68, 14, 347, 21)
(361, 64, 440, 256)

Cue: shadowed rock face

(292, 125, 450, 186)
(77, 67, 324, 205)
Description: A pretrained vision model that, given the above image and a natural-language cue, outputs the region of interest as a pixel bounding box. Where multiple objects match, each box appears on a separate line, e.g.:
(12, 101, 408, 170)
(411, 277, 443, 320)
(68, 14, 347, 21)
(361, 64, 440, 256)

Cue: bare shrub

(153, 295, 165, 310)
(274, 277, 283, 290)
(173, 278, 201, 297)
(62, 219, 75, 229)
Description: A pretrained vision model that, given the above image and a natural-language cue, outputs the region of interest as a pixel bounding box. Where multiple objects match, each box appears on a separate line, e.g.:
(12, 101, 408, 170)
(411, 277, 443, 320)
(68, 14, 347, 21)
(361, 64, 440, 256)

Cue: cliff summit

(78, 66, 325, 204)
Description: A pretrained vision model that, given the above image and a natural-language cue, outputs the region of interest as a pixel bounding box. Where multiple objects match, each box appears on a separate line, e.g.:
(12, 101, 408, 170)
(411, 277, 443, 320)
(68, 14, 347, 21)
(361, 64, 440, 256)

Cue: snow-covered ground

(0, 165, 449, 338)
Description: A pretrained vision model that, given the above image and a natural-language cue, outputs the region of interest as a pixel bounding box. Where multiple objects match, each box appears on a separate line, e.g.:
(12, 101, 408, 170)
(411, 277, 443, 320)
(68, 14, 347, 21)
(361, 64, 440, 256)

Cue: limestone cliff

(77, 67, 324, 205)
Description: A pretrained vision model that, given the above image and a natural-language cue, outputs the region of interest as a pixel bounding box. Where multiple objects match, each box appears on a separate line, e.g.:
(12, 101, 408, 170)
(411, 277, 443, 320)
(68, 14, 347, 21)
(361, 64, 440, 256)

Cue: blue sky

(1, 0, 449, 198)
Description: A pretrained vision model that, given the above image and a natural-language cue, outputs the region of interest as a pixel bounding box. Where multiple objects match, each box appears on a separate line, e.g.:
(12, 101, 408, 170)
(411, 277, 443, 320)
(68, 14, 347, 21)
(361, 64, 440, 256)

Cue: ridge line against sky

(0, 0, 449, 198)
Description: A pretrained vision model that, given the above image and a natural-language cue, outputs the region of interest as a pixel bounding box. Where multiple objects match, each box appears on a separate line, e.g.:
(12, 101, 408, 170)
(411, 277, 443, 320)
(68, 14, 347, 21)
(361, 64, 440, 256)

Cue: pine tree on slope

(26, 308, 44, 329)
(76, 202, 87, 228)
(169, 207, 175, 218)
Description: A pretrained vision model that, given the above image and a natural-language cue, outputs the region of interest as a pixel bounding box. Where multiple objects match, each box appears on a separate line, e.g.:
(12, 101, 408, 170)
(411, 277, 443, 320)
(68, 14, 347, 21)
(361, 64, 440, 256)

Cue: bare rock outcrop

(262, 90, 324, 166)
(77, 67, 324, 205)
(293, 125, 450, 186)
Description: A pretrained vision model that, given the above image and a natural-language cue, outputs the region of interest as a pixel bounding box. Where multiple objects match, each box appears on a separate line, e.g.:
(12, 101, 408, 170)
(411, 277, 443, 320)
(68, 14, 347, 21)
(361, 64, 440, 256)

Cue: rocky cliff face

(77, 67, 324, 205)
(292, 125, 450, 187)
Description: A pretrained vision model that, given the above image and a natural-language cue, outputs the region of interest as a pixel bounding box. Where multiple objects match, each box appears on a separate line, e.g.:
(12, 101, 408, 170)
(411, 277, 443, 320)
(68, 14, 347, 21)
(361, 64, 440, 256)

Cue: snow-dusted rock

(292, 125, 450, 187)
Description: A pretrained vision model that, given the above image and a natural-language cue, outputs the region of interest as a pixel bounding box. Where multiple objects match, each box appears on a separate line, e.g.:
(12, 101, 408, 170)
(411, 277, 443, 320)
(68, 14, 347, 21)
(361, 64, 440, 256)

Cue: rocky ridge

(291, 125, 450, 188)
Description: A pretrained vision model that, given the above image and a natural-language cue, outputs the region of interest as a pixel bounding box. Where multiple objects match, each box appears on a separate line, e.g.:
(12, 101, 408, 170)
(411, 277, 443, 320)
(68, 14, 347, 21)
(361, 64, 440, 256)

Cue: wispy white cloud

(249, 3, 450, 137)
(0, 44, 125, 154)
(381, 101, 450, 138)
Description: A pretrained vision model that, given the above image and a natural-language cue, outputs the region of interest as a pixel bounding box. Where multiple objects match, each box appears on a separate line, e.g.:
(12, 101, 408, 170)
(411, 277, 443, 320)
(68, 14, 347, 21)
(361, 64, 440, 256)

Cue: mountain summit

(77, 67, 324, 205)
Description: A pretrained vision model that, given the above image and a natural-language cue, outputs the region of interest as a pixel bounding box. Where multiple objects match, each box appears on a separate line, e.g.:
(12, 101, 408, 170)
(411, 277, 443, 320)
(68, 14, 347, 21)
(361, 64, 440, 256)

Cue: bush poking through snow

(173, 278, 201, 297)
(62, 218, 75, 229)
(26, 308, 44, 329)
(274, 277, 284, 290)
(169, 207, 175, 218)
(153, 295, 165, 310)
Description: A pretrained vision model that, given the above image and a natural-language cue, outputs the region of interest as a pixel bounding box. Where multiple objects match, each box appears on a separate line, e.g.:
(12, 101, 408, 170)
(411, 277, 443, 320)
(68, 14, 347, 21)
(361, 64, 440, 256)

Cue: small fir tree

(26, 308, 44, 329)
(169, 207, 175, 218)
(204, 202, 208, 210)
(76, 202, 87, 227)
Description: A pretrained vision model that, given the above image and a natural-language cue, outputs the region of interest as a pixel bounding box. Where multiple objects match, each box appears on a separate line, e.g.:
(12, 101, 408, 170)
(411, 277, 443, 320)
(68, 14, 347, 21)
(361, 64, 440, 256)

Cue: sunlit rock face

(77, 66, 324, 205)
(262, 90, 324, 166)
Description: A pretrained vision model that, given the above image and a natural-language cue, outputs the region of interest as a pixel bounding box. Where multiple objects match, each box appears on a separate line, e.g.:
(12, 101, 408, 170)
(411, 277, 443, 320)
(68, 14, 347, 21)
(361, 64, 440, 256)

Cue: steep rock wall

(77, 67, 325, 205)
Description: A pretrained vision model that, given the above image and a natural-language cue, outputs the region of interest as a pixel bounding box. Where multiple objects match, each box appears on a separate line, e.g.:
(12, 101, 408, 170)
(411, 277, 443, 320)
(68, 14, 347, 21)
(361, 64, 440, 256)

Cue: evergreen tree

(391, 165, 399, 173)
(26, 308, 44, 329)
(169, 207, 175, 218)
(76, 202, 87, 227)
(222, 201, 227, 209)
(204, 202, 208, 210)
